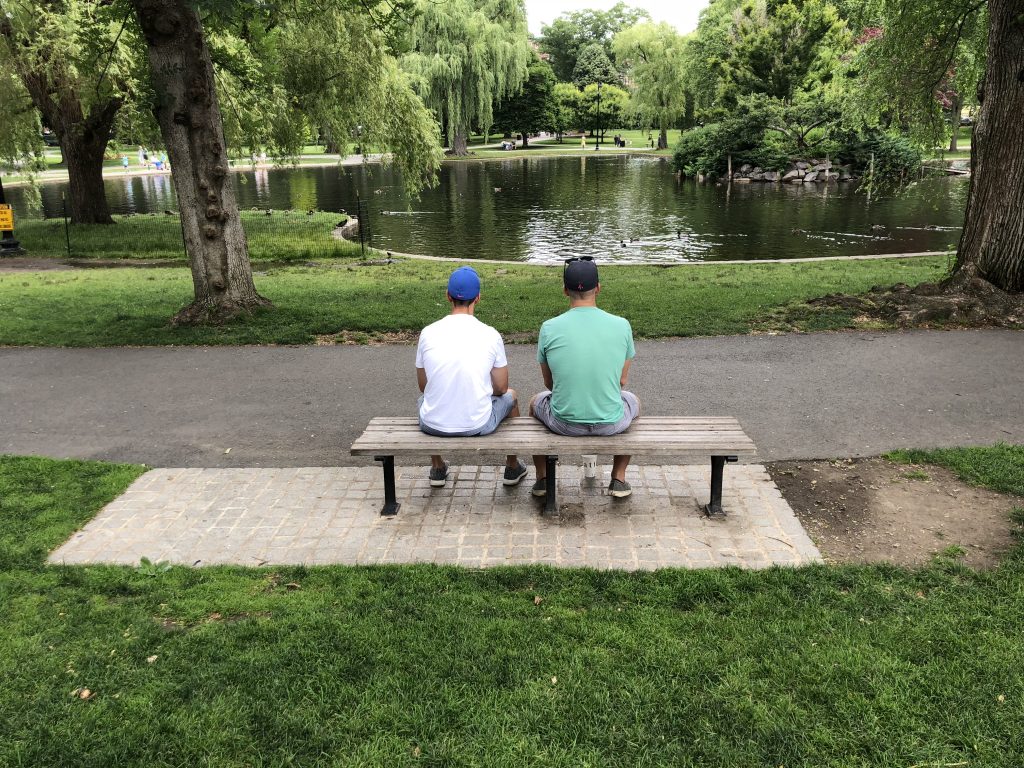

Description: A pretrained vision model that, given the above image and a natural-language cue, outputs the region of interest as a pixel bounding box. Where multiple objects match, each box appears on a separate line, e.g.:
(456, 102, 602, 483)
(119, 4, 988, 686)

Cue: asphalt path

(2, 329, 1022, 467)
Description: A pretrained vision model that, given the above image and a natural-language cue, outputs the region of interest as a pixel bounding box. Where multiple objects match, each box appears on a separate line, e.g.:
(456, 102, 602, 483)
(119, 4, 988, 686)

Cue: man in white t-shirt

(416, 267, 529, 488)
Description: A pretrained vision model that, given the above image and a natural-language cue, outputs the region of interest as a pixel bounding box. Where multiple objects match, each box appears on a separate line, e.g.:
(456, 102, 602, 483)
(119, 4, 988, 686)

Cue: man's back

(417, 314, 505, 433)
(538, 306, 635, 424)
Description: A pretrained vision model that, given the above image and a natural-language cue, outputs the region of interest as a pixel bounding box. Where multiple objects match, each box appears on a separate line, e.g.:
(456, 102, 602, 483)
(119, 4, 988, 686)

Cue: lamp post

(594, 81, 602, 151)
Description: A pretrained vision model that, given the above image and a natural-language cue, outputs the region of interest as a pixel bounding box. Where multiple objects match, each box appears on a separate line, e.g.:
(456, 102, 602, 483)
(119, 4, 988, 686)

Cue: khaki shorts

(532, 390, 639, 436)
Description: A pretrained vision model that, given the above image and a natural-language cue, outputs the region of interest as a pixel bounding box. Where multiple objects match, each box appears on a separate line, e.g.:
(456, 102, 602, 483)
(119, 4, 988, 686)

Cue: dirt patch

(0, 256, 79, 272)
(315, 329, 419, 345)
(768, 457, 1022, 569)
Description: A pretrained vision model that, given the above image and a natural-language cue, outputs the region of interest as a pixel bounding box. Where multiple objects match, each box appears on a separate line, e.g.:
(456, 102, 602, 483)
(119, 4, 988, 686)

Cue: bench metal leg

(703, 455, 738, 517)
(374, 455, 401, 517)
(544, 455, 558, 516)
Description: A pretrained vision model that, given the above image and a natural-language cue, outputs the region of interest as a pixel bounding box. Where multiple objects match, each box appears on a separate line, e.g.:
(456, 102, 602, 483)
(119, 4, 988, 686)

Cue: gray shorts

(532, 390, 640, 436)
(418, 392, 516, 437)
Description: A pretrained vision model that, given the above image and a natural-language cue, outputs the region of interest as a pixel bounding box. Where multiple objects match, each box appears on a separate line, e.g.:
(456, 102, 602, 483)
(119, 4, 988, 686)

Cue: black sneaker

(502, 462, 529, 486)
(531, 479, 547, 497)
(608, 479, 632, 498)
(429, 462, 449, 487)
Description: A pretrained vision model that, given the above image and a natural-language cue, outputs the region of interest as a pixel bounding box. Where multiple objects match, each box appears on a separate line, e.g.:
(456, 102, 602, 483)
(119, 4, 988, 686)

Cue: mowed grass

(1, 448, 1023, 766)
(887, 443, 1024, 496)
(0, 255, 947, 346)
(14, 211, 360, 262)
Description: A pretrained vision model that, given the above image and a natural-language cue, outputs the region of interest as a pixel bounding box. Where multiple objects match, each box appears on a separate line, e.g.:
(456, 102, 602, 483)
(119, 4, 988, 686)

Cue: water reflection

(7, 156, 968, 263)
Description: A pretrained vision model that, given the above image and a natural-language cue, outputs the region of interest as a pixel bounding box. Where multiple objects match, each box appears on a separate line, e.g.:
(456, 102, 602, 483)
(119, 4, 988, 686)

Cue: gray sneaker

(503, 462, 529, 486)
(531, 479, 547, 497)
(608, 479, 632, 498)
(429, 462, 449, 487)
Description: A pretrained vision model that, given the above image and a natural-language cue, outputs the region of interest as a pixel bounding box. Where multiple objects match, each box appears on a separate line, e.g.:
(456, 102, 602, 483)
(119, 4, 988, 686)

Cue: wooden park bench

(351, 416, 757, 517)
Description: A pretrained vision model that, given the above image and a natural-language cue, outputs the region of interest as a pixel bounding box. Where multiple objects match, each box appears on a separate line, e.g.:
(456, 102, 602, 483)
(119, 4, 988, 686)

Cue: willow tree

(0, 1, 142, 224)
(130, 0, 442, 323)
(613, 23, 688, 150)
(402, 0, 532, 155)
(856, 0, 1022, 294)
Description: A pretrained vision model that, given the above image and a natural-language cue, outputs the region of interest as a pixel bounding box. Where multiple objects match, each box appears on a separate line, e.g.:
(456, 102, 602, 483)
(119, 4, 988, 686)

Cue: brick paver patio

(49, 464, 821, 570)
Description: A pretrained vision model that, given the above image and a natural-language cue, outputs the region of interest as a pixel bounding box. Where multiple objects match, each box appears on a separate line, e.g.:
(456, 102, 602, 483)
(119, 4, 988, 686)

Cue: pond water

(7, 155, 969, 263)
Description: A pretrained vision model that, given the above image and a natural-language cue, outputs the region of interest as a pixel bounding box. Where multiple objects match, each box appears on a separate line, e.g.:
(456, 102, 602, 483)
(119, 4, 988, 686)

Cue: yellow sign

(0, 204, 12, 231)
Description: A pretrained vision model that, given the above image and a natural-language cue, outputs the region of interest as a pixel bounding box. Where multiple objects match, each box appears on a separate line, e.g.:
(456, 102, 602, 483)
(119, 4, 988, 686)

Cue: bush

(843, 132, 922, 184)
(672, 116, 766, 177)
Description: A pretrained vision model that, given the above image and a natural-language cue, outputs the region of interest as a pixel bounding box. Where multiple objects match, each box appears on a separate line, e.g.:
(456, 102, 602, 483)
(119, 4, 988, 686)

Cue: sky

(524, 0, 710, 36)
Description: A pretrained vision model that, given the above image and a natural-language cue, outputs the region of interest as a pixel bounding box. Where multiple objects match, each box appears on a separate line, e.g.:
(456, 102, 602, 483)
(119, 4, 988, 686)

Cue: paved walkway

(49, 464, 819, 570)
(4, 330, 1022, 467)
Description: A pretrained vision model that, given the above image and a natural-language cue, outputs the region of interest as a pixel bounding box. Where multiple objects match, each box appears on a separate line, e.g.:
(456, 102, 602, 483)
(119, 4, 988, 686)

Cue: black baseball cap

(563, 256, 598, 291)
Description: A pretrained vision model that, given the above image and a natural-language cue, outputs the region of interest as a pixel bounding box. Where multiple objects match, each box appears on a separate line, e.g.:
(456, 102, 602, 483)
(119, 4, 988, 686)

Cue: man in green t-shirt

(529, 257, 640, 498)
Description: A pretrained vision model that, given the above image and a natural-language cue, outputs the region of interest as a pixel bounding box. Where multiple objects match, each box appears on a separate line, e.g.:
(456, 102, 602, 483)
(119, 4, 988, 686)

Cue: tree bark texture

(451, 129, 470, 156)
(133, 0, 269, 321)
(952, 0, 1024, 293)
(658, 128, 668, 151)
(520, 132, 529, 148)
(8, 50, 118, 224)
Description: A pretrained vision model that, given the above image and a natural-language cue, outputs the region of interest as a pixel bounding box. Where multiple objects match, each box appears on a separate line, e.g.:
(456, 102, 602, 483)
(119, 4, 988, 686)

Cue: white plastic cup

(582, 454, 598, 479)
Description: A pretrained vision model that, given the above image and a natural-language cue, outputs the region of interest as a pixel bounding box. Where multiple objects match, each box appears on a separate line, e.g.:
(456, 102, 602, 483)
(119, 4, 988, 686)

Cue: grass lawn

(1, 446, 1022, 766)
(13, 211, 360, 262)
(0, 255, 949, 347)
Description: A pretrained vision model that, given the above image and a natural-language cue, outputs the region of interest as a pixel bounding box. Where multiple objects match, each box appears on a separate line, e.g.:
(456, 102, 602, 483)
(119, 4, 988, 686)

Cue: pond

(7, 155, 969, 263)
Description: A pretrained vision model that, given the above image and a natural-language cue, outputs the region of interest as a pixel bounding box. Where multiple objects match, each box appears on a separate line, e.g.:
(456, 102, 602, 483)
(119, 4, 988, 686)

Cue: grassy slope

(1, 448, 1022, 766)
(0, 256, 947, 347)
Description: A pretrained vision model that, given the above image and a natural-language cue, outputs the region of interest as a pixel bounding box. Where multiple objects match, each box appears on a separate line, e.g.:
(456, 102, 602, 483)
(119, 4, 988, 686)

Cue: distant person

(529, 257, 640, 499)
(161, 152, 169, 171)
(121, 155, 129, 173)
(580, 134, 587, 149)
(142, 147, 149, 167)
(137, 146, 146, 167)
(416, 266, 529, 488)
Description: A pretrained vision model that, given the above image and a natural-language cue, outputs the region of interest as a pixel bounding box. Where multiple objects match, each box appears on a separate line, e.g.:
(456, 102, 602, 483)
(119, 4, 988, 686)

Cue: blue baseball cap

(447, 266, 481, 301)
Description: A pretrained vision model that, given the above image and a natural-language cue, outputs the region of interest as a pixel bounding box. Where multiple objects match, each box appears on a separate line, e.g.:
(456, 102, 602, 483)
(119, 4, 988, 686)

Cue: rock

(335, 218, 359, 241)
(739, 163, 753, 174)
(782, 169, 800, 181)
(733, 177, 752, 184)
(751, 167, 762, 176)
(795, 161, 809, 170)
(696, 173, 706, 183)
(751, 172, 765, 181)
(803, 171, 819, 182)
(763, 171, 780, 182)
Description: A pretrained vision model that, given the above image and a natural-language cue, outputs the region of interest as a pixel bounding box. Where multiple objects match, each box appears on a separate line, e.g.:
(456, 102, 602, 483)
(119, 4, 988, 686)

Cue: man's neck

(569, 298, 598, 309)
(451, 306, 475, 317)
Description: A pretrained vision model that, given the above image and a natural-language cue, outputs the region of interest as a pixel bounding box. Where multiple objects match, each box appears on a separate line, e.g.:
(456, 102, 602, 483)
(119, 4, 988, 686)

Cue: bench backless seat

(351, 416, 757, 516)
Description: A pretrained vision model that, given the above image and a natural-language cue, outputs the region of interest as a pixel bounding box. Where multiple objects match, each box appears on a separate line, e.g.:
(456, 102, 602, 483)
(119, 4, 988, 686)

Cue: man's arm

(490, 365, 509, 396)
(620, 359, 632, 389)
(417, 367, 427, 393)
(540, 362, 554, 390)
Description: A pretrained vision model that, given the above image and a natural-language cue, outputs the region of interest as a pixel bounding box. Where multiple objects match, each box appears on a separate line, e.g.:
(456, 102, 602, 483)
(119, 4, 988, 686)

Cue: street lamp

(594, 81, 602, 151)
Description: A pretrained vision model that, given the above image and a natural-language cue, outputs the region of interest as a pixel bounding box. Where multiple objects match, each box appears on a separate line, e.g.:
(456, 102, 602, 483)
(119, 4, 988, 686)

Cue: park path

(2, 329, 1022, 467)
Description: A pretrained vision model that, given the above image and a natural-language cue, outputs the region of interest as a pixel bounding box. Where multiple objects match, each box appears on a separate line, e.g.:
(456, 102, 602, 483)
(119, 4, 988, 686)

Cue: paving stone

(48, 465, 821, 570)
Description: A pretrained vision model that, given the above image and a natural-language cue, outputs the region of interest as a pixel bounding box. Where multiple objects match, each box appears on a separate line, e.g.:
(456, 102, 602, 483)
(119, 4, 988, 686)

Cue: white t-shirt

(416, 314, 507, 433)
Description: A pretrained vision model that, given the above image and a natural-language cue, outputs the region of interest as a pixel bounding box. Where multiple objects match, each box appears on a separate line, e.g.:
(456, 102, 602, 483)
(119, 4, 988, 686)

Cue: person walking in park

(415, 266, 529, 488)
(529, 257, 640, 498)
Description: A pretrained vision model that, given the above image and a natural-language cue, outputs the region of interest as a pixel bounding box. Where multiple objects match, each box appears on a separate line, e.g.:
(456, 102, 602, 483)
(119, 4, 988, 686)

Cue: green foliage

(571, 42, 620, 88)
(671, 116, 766, 176)
(612, 23, 688, 143)
(577, 83, 630, 138)
(848, 132, 923, 191)
(551, 82, 583, 136)
(492, 56, 557, 140)
(539, 2, 652, 81)
(402, 0, 532, 147)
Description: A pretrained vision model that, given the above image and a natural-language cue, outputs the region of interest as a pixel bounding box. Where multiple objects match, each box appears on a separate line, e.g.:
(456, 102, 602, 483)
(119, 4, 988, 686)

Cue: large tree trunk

(61, 120, 116, 225)
(8, 45, 119, 224)
(658, 127, 668, 151)
(133, 0, 270, 323)
(520, 132, 529, 148)
(951, 0, 1024, 293)
(948, 91, 961, 153)
(451, 128, 470, 156)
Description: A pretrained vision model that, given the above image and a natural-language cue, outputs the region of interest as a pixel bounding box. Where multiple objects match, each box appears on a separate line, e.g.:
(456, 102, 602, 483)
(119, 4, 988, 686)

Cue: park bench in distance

(351, 416, 757, 517)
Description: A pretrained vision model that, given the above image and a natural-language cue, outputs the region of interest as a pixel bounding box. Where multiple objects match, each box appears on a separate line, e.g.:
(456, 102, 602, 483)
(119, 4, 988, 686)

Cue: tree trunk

(951, 0, 1024, 293)
(948, 91, 961, 152)
(520, 132, 529, 148)
(451, 128, 470, 156)
(658, 128, 668, 150)
(133, 0, 270, 323)
(62, 125, 115, 225)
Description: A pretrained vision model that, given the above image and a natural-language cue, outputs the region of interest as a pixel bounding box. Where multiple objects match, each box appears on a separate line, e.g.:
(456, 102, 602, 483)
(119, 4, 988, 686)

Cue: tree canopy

(539, 2, 651, 81)
(613, 23, 688, 149)
(492, 56, 557, 146)
(402, 0, 532, 154)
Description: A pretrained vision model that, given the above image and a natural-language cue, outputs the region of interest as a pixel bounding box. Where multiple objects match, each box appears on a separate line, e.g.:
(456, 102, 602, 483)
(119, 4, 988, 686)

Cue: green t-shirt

(537, 307, 636, 424)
